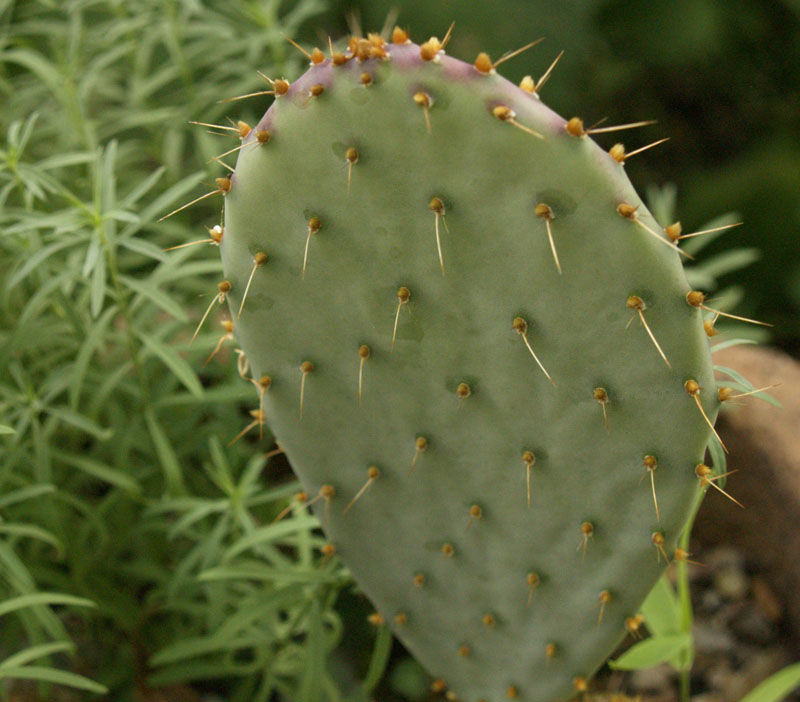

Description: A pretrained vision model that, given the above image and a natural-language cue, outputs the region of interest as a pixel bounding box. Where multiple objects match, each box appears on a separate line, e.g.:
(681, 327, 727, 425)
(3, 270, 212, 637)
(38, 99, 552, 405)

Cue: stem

(166, 0, 193, 87)
(95, 212, 152, 409)
(92, 181, 187, 493)
(680, 666, 691, 702)
(676, 488, 704, 702)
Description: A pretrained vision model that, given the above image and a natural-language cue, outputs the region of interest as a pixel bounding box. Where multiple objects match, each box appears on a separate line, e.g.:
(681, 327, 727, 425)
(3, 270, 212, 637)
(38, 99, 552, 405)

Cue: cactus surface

(209, 31, 718, 702)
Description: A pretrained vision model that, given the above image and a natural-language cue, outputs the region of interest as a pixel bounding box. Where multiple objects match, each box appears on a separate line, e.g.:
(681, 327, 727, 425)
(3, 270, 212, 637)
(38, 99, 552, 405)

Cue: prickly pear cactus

(195, 30, 724, 702)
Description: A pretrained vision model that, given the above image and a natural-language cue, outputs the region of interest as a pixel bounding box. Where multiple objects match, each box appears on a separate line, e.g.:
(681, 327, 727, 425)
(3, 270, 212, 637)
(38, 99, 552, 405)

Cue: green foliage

(0, 2, 397, 700)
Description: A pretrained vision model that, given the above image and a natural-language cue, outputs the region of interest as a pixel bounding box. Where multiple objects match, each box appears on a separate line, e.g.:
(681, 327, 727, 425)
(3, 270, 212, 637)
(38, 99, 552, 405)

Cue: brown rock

(751, 576, 783, 622)
(694, 345, 800, 652)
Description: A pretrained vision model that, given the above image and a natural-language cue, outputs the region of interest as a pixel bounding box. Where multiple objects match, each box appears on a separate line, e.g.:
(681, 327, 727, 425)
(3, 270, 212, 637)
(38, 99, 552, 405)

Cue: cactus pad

(215, 33, 717, 702)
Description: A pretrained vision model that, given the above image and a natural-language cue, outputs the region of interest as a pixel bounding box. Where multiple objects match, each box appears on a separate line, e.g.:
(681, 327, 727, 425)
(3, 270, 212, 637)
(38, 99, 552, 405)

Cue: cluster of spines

(157, 24, 771, 702)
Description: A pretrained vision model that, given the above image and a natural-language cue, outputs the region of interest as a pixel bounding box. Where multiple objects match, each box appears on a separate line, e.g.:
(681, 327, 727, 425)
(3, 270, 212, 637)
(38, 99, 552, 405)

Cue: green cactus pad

(217, 35, 716, 702)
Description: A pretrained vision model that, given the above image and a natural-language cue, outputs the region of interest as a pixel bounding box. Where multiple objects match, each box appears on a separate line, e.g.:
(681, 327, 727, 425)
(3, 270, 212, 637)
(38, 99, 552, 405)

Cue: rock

(706, 547, 745, 574)
(751, 576, 783, 622)
(713, 567, 748, 601)
(690, 693, 724, 702)
(705, 660, 736, 693)
(728, 605, 778, 645)
(699, 589, 723, 614)
(630, 664, 675, 694)
(692, 622, 736, 655)
(694, 345, 800, 653)
(719, 649, 790, 701)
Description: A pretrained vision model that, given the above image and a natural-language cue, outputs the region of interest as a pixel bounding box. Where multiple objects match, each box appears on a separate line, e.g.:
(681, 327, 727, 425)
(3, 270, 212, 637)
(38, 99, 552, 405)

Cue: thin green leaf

(82, 238, 102, 278)
(224, 516, 319, 561)
(100, 141, 118, 214)
(207, 435, 235, 494)
(168, 502, 224, 540)
(69, 305, 118, 409)
(144, 408, 185, 493)
(90, 249, 107, 318)
(121, 275, 188, 322)
(640, 575, 681, 637)
(148, 658, 256, 685)
(53, 451, 142, 494)
(0, 593, 96, 618)
(118, 236, 168, 262)
(691, 248, 760, 279)
(362, 624, 393, 694)
(711, 338, 758, 353)
(198, 563, 325, 585)
(721, 381, 781, 407)
(299, 598, 325, 701)
(682, 213, 742, 256)
(130, 171, 205, 230)
(120, 166, 165, 208)
(151, 634, 258, 667)
(7, 238, 85, 289)
(0, 523, 62, 551)
(10, 113, 40, 152)
(105, 209, 140, 224)
(714, 366, 782, 407)
(215, 586, 309, 640)
(645, 183, 677, 227)
(685, 268, 716, 290)
(137, 331, 203, 398)
(44, 407, 112, 440)
(714, 365, 757, 388)
(1, 49, 64, 96)
(0, 484, 56, 510)
(707, 438, 729, 489)
(0, 641, 74, 669)
(38, 152, 95, 171)
(609, 633, 692, 671)
(708, 284, 746, 312)
(0, 545, 67, 639)
(740, 662, 800, 702)
(0, 665, 107, 694)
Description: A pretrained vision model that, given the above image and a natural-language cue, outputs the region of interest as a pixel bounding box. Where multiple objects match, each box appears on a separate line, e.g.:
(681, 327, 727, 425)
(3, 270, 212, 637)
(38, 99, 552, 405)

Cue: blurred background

(0, 1, 798, 701)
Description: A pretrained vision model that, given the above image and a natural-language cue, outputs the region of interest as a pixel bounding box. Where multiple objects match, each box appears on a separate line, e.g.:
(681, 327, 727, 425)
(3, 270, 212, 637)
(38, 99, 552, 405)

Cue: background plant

(0, 2, 377, 700)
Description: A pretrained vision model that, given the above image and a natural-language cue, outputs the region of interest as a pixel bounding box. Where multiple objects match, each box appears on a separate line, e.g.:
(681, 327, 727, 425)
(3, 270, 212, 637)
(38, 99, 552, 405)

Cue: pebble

(720, 650, 789, 701)
(691, 694, 724, 702)
(752, 577, 783, 622)
(630, 664, 674, 693)
(692, 623, 736, 655)
(729, 606, 778, 645)
(706, 547, 745, 573)
(713, 567, 748, 601)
